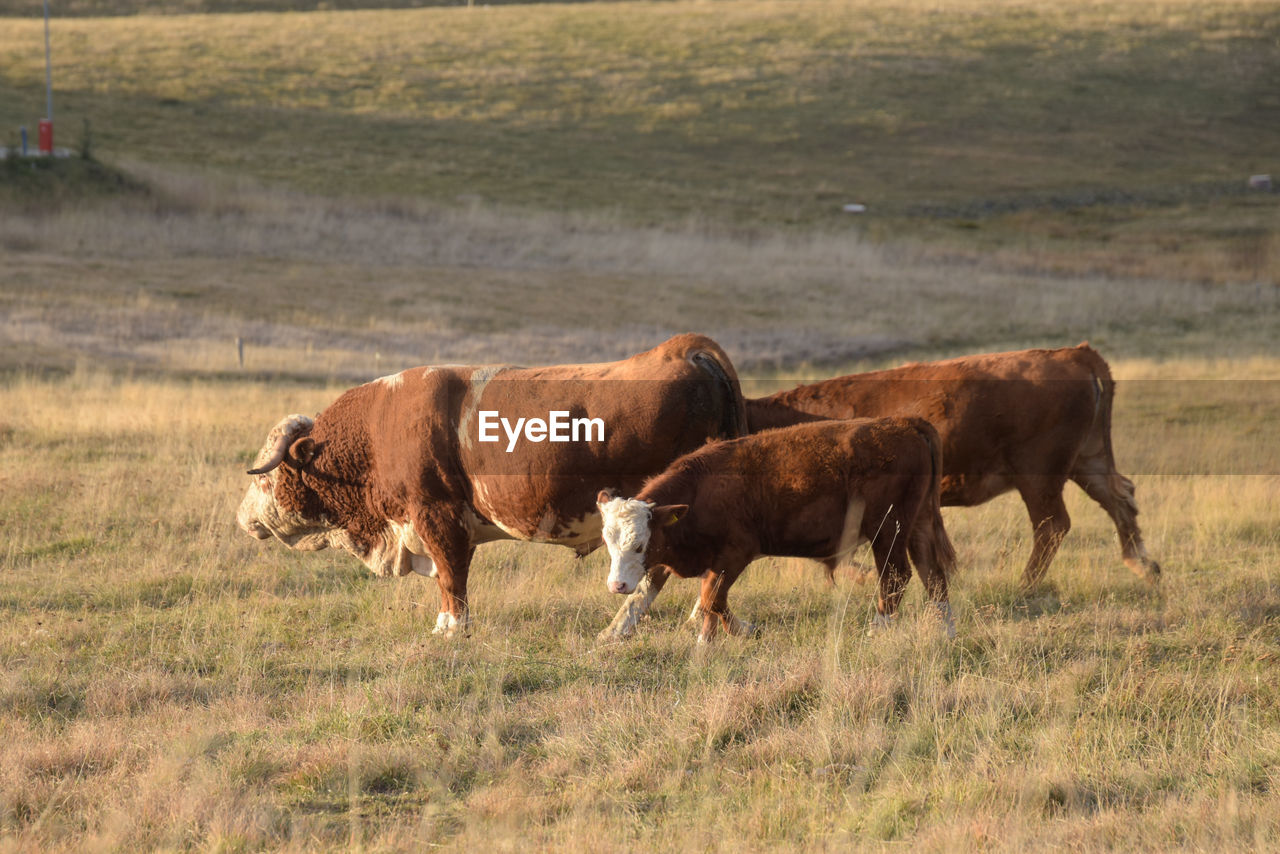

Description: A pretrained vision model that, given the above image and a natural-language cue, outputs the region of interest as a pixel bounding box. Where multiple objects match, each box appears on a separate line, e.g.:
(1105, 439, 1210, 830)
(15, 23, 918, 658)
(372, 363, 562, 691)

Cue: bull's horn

(246, 414, 314, 475)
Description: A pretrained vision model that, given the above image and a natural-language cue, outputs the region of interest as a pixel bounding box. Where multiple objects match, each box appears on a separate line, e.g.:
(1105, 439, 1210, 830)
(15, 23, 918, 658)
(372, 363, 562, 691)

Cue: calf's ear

(596, 488, 618, 506)
(653, 504, 688, 527)
(290, 437, 319, 467)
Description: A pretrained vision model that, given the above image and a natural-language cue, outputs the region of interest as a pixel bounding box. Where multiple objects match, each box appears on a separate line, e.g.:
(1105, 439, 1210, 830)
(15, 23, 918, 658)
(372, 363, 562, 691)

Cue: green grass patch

(0, 0, 1276, 274)
(0, 151, 148, 209)
(14, 535, 95, 563)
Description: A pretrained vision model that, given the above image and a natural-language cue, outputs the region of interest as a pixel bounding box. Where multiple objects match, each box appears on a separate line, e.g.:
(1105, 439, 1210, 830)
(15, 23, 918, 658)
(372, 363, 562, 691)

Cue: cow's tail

(689, 349, 748, 439)
(905, 417, 956, 581)
(1072, 343, 1140, 514)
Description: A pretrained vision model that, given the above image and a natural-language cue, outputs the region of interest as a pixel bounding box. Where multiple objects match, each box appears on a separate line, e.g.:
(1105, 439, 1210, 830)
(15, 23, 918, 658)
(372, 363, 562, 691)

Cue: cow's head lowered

(597, 490, 686, 595)
(238, 414, 428, 578)
(237, 414, 337, 552)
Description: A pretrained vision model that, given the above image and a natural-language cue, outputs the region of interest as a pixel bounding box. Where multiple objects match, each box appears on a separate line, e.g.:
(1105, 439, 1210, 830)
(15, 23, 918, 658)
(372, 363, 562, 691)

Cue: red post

(38, 119, 53, 154)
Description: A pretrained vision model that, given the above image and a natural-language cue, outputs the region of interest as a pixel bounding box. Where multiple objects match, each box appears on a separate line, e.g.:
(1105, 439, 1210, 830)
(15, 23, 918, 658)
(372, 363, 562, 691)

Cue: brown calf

(597, 417, 956, 642)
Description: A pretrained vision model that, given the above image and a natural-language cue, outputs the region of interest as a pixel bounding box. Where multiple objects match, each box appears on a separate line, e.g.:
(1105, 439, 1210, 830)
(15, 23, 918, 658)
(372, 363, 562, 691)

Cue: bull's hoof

(432, 611, 470, 638)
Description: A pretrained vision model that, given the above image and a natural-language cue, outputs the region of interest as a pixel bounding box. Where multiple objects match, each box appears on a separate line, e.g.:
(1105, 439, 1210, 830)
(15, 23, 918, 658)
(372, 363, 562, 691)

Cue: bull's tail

(690, 349, 748, 439)
(905, 417, 957, 581)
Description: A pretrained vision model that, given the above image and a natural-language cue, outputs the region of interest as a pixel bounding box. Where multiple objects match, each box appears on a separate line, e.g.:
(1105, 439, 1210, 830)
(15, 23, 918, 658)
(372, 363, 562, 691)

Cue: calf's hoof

(596, 624, 635, 643)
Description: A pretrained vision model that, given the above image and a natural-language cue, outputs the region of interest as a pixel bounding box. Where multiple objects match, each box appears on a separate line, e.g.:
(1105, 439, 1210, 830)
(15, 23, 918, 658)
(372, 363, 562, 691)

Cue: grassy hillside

(3, 168, 1276, 382)
(1, 0, 1277, 281)
(0, 364, 1277, 850)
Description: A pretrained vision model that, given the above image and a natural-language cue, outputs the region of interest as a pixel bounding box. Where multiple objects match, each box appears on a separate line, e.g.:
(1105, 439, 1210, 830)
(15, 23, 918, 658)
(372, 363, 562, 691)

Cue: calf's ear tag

(655, 504, 688, 527)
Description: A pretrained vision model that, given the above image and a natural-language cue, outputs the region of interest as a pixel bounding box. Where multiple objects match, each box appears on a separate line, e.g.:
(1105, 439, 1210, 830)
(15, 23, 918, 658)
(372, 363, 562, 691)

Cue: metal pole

(43, 0, 53, 122)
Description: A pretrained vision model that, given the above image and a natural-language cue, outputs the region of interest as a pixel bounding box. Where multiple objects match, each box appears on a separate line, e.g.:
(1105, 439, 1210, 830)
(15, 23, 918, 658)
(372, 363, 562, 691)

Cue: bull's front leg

(426, 530, 475, 638)
(599, 564, 671, 641)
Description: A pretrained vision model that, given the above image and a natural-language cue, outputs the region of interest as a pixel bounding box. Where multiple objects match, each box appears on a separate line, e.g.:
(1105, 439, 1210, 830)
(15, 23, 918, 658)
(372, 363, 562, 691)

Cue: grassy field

(1, 0, 1279, 848)
(1, 0, 1278, 282)
(0, 363, 1277, 851)
(2, 165, 1277, 384)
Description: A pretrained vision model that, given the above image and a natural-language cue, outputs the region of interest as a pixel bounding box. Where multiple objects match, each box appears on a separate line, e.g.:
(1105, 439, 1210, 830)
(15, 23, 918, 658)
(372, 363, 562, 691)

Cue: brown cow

(746, 343, 1159, 588)
(597, 417, 956, 642)
(237, 334, 746, 636)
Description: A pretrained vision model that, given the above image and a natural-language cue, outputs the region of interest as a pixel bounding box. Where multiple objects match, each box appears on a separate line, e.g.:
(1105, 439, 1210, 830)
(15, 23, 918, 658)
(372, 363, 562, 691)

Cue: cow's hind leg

(1015, 479, 1071, 589)
(869, 530, 912, 633)
(907, 532, 956, 639)
(1071, 462, 1160, 584)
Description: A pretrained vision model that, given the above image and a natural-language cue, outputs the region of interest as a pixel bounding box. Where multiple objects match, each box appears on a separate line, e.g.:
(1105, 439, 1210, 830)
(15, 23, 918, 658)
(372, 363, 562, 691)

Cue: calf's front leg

(599, 564, 671, 641)
(696, 563, 753, 644)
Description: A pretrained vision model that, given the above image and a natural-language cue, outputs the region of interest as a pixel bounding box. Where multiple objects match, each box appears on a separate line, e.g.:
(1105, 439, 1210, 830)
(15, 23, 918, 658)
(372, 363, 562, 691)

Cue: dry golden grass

(1, 0, 1277, 846)
(0, 361, 1277, 851)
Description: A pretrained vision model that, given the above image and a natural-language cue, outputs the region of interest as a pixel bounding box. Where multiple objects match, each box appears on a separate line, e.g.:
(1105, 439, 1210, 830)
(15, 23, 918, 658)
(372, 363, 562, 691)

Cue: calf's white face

(597, 495, 655, 595)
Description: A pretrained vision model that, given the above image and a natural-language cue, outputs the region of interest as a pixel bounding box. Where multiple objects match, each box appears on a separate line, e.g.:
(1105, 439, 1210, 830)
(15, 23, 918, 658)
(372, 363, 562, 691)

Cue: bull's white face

(598, 497, 655, 595)
(236, 475, 275, 542)
(237, 414, 430, 579)
(236, 470, 333, 551)
(236, 414, 334, 551)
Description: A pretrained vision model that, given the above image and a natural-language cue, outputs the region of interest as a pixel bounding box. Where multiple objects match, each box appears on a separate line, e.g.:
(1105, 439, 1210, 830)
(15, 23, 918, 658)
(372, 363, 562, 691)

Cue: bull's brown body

(237, 334, 746, 634)
(601, 417, 956, 641)
(746, 343, 1159, 586)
